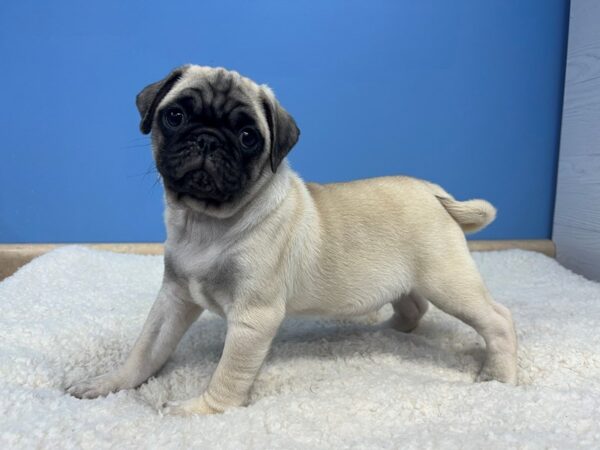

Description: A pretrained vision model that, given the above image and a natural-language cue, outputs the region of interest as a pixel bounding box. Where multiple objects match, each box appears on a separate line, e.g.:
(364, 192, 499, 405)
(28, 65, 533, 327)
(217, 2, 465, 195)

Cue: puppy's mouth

(158, 149, 245, 203)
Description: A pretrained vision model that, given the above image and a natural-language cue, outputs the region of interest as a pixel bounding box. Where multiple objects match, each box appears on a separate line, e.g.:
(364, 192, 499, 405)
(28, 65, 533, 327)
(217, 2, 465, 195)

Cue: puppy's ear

(136, 66, 188, 135)
(261, 88, 300, 172)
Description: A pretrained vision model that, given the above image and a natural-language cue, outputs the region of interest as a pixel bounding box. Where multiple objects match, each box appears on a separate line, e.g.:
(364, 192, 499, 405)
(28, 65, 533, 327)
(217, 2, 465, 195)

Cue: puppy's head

(136, 65, 299, 217)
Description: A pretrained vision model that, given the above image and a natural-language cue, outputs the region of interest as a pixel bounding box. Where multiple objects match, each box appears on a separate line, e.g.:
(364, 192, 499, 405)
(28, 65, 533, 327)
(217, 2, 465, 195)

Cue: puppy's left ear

(136, 66, 189, 135)
(261, 88, 300, 172)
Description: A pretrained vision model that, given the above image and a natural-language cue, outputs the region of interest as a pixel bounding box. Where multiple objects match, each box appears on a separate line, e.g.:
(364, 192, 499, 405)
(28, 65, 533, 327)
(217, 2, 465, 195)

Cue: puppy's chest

(167, 242, 239, 317)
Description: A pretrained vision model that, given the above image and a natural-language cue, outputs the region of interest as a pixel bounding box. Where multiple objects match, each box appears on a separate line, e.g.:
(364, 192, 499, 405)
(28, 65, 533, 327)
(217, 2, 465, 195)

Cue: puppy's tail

(424, 181, 497, 234)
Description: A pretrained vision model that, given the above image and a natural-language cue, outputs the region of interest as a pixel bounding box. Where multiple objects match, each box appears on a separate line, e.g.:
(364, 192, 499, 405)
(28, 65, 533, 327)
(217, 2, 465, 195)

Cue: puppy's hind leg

(382, 292, 429, 333)
(418, 249, 518, 384)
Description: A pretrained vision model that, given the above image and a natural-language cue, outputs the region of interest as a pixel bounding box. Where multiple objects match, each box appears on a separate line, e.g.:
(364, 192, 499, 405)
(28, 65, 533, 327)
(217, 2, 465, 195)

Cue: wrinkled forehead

(159, 66, 268, 133)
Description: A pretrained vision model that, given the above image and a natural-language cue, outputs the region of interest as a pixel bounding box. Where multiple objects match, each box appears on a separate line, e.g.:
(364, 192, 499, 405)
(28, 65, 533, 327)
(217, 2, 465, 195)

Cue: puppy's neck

(164, 161, 293, 242)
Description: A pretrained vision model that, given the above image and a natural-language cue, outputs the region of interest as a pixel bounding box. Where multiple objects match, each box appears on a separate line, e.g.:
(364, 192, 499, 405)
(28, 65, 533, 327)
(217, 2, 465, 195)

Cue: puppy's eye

(162, 107, 186, 130)
(239, 127, 259, 150)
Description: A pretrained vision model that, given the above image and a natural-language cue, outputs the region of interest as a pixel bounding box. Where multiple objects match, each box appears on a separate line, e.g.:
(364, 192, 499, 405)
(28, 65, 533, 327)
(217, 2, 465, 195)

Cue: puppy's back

(307, 176, 495, 236)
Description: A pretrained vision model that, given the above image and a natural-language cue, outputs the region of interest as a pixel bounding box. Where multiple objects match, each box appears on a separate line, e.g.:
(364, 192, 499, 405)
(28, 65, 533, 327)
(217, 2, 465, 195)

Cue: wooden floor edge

(0, 239, 555, 282)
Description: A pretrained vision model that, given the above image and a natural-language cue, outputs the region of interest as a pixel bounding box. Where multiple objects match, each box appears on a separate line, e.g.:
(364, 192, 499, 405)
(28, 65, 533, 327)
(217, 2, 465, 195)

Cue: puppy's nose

(197, 133, 221, 153)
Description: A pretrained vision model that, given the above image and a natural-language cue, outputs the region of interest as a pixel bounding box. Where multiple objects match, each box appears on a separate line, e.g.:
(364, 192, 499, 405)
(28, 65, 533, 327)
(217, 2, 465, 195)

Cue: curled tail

(423, 181, 497, 234)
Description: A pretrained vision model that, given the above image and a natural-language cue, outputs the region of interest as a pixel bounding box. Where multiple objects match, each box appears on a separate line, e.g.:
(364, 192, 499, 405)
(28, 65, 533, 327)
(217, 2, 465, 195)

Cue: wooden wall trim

(0, 240, 555, 281)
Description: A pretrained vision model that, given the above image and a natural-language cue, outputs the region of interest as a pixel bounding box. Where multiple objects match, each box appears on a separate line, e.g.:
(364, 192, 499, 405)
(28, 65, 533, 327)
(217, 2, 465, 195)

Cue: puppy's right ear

(136, 66, 188, 135)
(261, 87, 300, 173)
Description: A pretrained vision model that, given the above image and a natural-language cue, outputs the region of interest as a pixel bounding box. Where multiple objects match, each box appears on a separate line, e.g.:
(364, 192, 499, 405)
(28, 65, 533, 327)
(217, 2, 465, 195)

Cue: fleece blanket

(1, 246, 599, 449)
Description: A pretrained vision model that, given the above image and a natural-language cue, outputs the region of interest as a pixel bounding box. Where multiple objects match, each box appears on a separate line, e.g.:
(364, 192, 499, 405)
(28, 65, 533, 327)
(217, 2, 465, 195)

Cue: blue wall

(0, 1, 569, 242)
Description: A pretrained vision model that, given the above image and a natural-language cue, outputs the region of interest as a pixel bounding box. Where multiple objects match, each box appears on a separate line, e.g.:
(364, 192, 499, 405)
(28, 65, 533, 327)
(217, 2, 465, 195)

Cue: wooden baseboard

(0, 240, 555, 282)
(466, 239, 555, 256)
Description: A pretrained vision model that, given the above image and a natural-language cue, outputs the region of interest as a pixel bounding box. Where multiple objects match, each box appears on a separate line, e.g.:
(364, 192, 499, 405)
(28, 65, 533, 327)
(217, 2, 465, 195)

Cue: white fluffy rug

(1, 247, 600, 449)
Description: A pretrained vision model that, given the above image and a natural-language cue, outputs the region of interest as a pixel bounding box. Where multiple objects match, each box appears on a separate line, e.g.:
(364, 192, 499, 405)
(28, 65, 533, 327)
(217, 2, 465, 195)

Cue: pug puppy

(67, 65, 518, 415)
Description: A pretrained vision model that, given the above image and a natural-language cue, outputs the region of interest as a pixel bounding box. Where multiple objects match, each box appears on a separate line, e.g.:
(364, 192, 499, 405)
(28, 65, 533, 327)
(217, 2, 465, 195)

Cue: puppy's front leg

(163, 302, 285, 416)
(67, 281, 202, 398)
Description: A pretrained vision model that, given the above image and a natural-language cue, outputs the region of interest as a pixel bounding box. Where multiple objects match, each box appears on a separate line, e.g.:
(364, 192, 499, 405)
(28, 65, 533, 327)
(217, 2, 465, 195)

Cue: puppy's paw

(381, 314, 420, 333)
(382, 295, 429, 333)
(67, 372, 123, 399)
(162, 394, 222, 416)
(476, 361, 518, 385)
